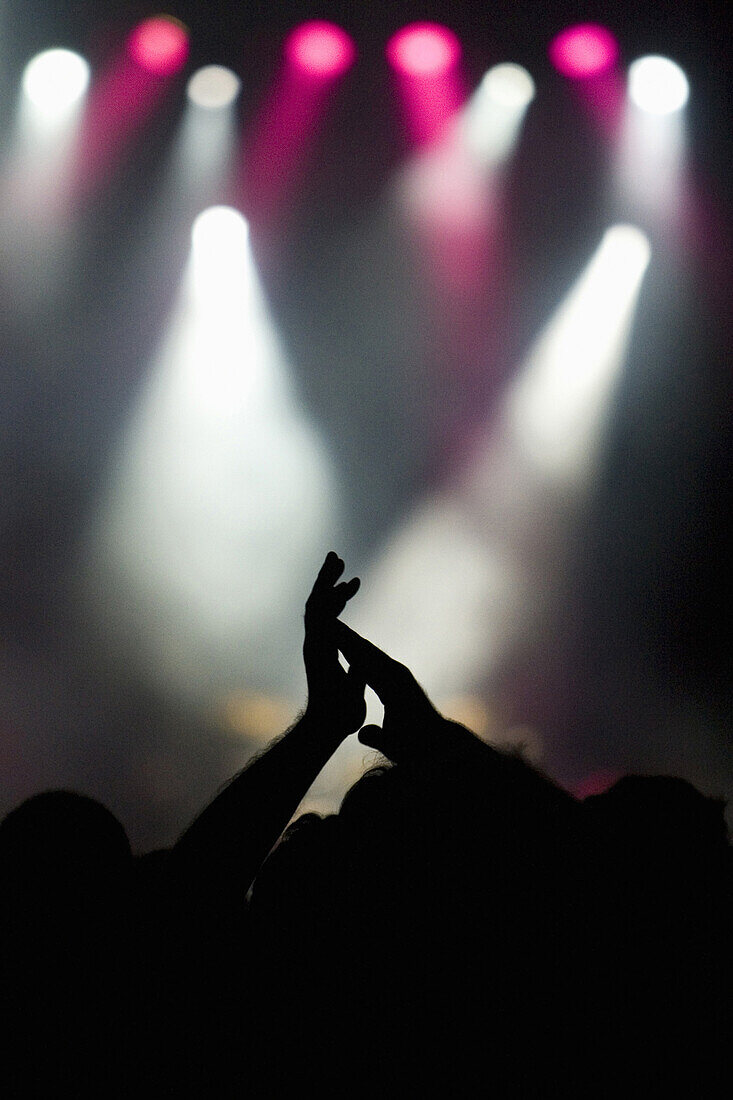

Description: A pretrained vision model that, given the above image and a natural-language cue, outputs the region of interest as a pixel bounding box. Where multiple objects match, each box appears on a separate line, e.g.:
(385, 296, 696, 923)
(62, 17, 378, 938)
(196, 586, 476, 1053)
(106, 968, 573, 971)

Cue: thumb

(357, 724, 395, 759)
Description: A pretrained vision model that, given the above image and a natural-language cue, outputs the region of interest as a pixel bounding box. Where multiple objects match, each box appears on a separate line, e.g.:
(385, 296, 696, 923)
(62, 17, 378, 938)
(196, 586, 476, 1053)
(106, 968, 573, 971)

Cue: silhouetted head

(0, 790, 132, 913)
(586, 775, 728, 854)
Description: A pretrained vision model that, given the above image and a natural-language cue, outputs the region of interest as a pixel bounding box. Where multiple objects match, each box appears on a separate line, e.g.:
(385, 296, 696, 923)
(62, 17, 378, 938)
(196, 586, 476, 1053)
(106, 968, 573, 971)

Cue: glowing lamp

(285, 21, 356, 79)
(481, 63, 535, 109)
(387, 23, 461, 77)
(128, 16, 190, 76)
(628, 56, 689, 114)
(601, 224, 651, 272)
(192, 205, 249, 254)
(22, 48, 90, 115)
(187, 65, 241, 109)
(549, 24, 619, 79)
(190, 206, 251, 307)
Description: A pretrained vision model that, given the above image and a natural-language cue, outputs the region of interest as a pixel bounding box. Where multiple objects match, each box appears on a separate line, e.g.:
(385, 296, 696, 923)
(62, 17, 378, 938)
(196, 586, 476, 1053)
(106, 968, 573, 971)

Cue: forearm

(173, 709, 346, 889)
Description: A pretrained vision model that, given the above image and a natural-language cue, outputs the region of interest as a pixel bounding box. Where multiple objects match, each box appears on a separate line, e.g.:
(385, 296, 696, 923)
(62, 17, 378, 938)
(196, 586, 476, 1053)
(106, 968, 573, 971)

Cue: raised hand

(303, 553, 366, 736)
(334, 621, 472, 764)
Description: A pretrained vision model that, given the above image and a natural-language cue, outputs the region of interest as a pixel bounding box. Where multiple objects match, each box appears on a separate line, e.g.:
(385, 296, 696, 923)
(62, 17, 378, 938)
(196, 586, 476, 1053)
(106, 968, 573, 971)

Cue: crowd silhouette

(0, 552, 730, 1093)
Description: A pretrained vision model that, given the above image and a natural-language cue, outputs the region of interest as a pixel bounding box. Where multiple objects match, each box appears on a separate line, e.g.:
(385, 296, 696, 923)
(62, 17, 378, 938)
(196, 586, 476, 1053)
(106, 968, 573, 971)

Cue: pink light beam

(387, 23, 465, 148)
(242, 23, 354, 235)
(127, 15, 190, 76)
(56, 19, 189, 213)
(285, 20, 356, 80)
(387, 23, 461, 77)
(549, 23, 619, 80)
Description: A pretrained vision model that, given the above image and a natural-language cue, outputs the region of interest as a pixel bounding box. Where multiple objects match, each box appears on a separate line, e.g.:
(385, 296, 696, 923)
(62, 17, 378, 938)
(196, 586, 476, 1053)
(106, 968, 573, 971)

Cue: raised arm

(173, 553, 365, 893)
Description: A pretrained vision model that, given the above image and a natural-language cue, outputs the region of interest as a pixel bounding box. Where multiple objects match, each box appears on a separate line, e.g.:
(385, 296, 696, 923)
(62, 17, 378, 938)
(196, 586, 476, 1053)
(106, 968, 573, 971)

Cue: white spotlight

(191, 204, 249, 252)
(507, 224, 651, 482)
(481, 63, 535, 109)
(187, 65, 241, 110)
(462, 62, 535, 166)
(600, 223, 652, 272)
(190, 206, 250, 306)
(628, 55, 689, 115)
(22, 48, 90, 120)
(84, 203, 338, 704)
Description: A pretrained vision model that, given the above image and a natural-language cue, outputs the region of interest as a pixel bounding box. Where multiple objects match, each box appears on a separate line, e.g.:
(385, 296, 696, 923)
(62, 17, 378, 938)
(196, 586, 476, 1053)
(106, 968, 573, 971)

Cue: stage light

(186, 65, 241, 109)
(507, 224, 651, 480)
(191, 205, 249, 250)
(128, 15, 190, 76)
(481, 63, 535, 109)
(190, 206, 251, 308)
(285, 20, 356, 79)
(549, 23, 619, 79)
(21, 48, 90, 119)
(628, 55, 689, 114)
(84, 204, 338, 705)
(387, 22, 461, 77)
(344, 227, 651, 791)
(462, 63, 535, 165)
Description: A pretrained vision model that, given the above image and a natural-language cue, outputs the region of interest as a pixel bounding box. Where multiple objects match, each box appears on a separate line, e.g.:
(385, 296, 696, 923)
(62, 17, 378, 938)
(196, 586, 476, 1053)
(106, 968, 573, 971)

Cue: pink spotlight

(128, 16, 190, 77)
(285, 21, 355, 79)
(549, 23, 619, 80)
(387, 22, 461, 78)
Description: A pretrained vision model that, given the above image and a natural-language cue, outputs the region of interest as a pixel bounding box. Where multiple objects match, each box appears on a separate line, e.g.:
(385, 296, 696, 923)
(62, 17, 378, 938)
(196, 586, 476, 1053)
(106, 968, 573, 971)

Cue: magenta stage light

(128, 15, 190, 76)
(387, 22, 461, 78)
(549, 23, 619, 80)
(285, 21, 355, 79)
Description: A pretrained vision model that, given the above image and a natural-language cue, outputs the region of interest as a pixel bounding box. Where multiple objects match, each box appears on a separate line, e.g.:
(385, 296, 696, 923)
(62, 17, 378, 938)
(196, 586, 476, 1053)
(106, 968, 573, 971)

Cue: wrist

(300, 704, 351, 744)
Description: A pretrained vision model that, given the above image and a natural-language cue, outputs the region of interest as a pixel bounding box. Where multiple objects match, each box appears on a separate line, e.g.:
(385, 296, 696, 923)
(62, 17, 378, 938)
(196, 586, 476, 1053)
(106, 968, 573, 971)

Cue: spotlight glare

(549, 23, 619, 79)
(22, 48, 90, 115)
(187, 65, 241, 109)
(387, 23, 461, 78)
(628, 55, 689, 115)
(128, 16, 190, 76)
(482, 63, 535, 109)
(191, 206, 251, 306)
(508, 223, 651, 480)
(191, 206, 249, 258)
(600, 223, 652, 271)
(285, 21, 356, 79)
(462, 63, 535, 165)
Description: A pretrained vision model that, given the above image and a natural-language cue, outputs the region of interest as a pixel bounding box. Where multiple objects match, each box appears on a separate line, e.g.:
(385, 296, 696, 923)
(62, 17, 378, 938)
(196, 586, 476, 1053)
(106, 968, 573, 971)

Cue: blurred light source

(21, 48, 90, 119)
(345, 226, 650, 774)
(462, 62, 535, 165)
(507, 224, 651, 480)
(85, 203, 338, 703)
(481, 63, 535, 109)
(285, 21, 356, 79)
(187, 65, 241, 109)
(191, 205, 249, 259)
(128, 15, 190, 76)
(190, 206, 250, 307)
(628, 55, 689, 114)
(549, 23, 619, 79)
(387, 22, 461, 77)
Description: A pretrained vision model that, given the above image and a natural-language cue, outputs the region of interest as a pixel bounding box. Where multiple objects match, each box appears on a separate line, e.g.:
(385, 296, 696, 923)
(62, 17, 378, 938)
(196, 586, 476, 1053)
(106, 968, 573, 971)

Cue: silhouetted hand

(334, 621, 473, 764)
(303, 553, 366, 736)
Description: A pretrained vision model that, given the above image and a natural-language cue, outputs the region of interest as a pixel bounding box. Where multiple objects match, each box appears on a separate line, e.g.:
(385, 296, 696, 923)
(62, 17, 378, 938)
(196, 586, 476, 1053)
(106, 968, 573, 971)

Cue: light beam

(83, 207, 339, 703)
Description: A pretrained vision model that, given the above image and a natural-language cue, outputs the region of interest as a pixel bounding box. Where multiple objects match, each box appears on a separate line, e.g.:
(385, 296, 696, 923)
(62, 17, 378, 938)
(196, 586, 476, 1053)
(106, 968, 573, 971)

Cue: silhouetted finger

(335, 621, 417, 704)
(331, 576, 360, 615)
(315, 551, 344, 589)
(306, 552, 345, 617)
